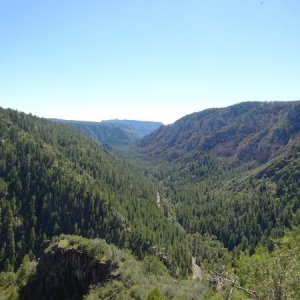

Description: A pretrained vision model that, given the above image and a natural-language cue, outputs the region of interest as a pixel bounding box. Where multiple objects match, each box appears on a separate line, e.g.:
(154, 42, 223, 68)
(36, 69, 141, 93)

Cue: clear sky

(0, 0, 299, 124)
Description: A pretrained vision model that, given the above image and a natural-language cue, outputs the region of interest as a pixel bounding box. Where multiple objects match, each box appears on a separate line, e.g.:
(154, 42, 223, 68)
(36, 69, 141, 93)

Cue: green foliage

(47, 234, 118, 265)
(0, 107, 192, 275)
(142, 256, 169, 276)
(15, 255, 37, 288)
(1, 102, 300, 298)
(0, 255, 36, 300)
(147, 288, 168, 300)
(235, 228, 300, 299)
(189, 233, 232, 270)
(39, 235, 207, 300)
(140, 141, 300, 254)
(135, 101, 300, 252)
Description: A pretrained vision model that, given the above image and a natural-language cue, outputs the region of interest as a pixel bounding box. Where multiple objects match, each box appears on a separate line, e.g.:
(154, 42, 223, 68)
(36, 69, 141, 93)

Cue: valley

(0, 101, 300, 299)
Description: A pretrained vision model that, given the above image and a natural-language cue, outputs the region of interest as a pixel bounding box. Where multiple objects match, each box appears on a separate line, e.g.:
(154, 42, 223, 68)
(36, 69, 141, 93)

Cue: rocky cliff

(20, 246, 119, 300)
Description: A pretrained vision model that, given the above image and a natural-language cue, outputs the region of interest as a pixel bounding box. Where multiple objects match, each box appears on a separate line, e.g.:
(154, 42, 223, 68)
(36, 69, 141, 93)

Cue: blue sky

(0, 0, 299, 123)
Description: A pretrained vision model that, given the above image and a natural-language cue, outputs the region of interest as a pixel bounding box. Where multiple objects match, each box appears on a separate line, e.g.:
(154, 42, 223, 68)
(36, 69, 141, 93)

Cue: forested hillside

(136, 102, 300, 254)
(0, 108, 191, 275)
(140, 101, 300, 163)
(171, 142, 300, 253)
(1, 102, 300, 299)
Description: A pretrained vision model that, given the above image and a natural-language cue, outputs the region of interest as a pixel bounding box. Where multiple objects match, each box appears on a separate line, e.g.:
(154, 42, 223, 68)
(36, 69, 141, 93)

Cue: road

(156, 192, 161, 207)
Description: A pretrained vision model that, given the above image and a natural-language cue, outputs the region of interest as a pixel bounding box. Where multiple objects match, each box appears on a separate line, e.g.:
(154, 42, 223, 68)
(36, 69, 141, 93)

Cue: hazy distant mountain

(102, 119, 163, 137)
(51, 119, 162, 147)
(139, 101, 300, 163)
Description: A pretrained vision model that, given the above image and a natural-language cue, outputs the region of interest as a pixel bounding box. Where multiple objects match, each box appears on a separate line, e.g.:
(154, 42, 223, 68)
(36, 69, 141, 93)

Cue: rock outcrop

(20, 247, 119, 300)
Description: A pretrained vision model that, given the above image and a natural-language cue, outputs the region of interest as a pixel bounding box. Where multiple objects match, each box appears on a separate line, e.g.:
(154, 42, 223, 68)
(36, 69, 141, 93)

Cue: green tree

(147, 288, 168, 300)
(236, 229, 300, 299)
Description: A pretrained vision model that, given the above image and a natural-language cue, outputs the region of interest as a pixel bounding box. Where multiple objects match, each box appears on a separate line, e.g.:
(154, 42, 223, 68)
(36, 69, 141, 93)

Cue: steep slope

(0, 107, 191, 275)
(140, 101, 300, 163)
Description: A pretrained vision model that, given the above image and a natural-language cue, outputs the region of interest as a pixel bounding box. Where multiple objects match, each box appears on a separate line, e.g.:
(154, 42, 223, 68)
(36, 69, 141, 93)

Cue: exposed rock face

(139, 101, 300, 163)
(20, 248, 119, 300)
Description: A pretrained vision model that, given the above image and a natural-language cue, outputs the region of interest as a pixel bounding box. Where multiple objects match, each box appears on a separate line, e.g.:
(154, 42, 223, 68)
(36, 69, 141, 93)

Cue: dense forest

(1, 102, 300, 299)
(137, 101, 300, 252)
(0, 107, 191, 276)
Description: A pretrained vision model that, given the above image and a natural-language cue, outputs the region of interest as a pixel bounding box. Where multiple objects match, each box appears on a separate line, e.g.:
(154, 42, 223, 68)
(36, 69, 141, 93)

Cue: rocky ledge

(20, 247, 119, 300)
